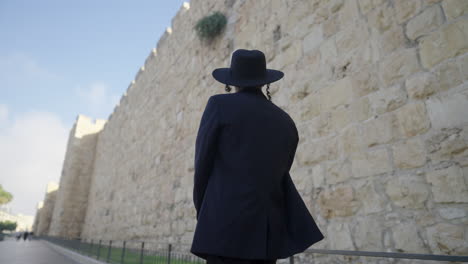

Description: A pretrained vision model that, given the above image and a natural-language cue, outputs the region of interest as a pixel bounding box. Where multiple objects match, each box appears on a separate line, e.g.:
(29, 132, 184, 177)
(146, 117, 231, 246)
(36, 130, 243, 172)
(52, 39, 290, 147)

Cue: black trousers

(206, 255, 277, 264)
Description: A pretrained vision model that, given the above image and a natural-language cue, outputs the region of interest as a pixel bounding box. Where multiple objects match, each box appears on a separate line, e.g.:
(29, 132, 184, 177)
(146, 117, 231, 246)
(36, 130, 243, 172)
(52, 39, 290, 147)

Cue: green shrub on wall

(194, 12, 227, 41)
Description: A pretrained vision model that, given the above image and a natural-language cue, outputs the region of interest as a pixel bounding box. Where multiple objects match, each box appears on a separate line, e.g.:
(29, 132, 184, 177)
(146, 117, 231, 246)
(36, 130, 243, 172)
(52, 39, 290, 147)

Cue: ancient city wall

(35, 182, 58, 235)
(48, 115, 106, 238)
(40, 0, 468, 262)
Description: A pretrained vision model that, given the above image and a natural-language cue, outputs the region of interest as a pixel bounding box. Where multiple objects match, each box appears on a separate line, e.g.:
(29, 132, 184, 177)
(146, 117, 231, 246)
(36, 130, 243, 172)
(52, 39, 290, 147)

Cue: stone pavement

(0, 238, 81, 264)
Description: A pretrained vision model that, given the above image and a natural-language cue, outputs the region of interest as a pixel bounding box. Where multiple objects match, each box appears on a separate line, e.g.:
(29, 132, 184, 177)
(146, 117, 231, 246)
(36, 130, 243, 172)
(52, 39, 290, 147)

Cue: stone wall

(48, 115, 106, 238)
(35, 182, 58, 235)
(42, 0, 468, 262)
(32, 201, 43, 233)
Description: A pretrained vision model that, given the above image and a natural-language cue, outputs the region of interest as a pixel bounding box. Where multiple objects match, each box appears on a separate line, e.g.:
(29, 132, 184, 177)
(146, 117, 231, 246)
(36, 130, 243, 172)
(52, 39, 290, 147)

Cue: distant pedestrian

(23, 232, 28, 241)
(191, 49, 325, 264)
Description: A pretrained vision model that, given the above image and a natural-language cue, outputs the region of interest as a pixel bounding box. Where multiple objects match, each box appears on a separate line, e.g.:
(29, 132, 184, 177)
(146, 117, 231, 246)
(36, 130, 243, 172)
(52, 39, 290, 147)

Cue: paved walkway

(0, 238, 81, 264)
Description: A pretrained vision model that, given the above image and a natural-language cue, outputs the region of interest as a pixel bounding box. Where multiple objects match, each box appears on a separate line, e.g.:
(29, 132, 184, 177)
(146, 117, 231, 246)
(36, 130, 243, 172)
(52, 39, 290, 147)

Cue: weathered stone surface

(426, 165, 468, 203)
(442, 0, 468, 20)
(434, 60, 463, 92)
(326, 158, 352, 184)
(395, 102, 431, 138)
(419, 18, 468, 69)
(354, 180, 386, 214)
(426, 85, 468, 130)
(351, 217, 383, 250)
(367, 3, 395, 33)
(358, 0, 385, 15)
(393, 222, 429, 253)
(426, 223, 468, 255)
(438, 207, 467, 219)
(425, 126, 468, 164)
(327, 221, 355, 250)
(394, 0, 422, 24)
(303, 25, 323, 54)
(319, 77, 354, 111)
(385, 175, 429, 209)
(405, 72, 438, 99)
(392, 137, 426, 169)
(361, 113, 400, 147)
(296, 137, 338, 166)
(349, 96, 372, 122)
(351, 148, 392, 178)
(318, 186, 360, 218)
(380, 48, 420, 87)
(368, 84, 406, 115)
(406, 5, 444, 40)
(340, 124, 364, 156)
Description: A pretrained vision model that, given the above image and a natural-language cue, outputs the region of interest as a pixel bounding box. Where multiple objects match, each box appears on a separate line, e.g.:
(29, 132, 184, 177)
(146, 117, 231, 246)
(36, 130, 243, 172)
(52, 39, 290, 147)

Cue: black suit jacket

(190, 88, 324, 260)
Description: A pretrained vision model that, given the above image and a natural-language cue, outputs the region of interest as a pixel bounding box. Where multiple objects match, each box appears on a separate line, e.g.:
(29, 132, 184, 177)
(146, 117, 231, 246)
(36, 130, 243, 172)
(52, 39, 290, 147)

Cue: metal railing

(41, 236, 468, 263)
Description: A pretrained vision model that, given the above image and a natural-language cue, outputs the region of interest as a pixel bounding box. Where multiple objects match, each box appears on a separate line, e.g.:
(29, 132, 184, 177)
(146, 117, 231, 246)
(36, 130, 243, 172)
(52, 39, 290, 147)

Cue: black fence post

(107, 240, 113, 262)
(139, 241, 145, 264)
(97, 239, 102, 260)
(121, 241, 126, 264)
(167, 244, 172, 264)
(289, 256, 294, 264)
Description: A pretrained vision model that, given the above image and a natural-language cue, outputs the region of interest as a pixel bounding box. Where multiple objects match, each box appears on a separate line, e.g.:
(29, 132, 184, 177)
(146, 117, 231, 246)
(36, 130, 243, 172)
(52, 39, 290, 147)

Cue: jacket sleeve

(193, 96, 221, 219)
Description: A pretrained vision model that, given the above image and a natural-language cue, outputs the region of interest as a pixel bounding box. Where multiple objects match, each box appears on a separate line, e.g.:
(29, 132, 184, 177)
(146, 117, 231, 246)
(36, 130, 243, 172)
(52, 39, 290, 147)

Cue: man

(191, 49, 324, 264)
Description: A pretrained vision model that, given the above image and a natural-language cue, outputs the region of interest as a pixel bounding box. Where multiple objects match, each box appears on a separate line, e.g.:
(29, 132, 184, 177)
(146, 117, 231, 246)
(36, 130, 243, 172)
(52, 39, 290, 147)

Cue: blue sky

(0, 0, 188, 216)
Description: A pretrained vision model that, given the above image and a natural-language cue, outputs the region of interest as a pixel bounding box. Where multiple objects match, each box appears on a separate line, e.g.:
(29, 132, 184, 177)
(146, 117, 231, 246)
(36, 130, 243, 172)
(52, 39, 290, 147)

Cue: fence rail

(40, 236, 468, 263)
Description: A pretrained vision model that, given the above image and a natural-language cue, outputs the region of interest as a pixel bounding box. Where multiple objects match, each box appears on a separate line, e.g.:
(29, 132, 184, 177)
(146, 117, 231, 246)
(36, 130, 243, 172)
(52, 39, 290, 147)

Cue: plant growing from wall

(194, 12, 227, 41)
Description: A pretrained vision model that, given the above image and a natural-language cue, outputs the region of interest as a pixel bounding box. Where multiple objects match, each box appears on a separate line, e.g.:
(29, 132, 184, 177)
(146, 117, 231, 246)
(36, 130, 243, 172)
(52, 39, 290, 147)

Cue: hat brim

(212, 68, 284, 87)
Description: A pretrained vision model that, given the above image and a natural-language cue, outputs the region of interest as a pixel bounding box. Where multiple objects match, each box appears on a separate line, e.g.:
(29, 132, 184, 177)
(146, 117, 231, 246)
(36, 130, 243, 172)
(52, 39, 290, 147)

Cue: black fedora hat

(212, 49, 284, 87)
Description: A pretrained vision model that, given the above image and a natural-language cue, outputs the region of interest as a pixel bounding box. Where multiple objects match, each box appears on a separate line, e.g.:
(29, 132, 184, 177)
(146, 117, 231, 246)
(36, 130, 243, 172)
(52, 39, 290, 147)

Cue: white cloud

(0, 109, 69, 216)
(75, 81, 120, 119)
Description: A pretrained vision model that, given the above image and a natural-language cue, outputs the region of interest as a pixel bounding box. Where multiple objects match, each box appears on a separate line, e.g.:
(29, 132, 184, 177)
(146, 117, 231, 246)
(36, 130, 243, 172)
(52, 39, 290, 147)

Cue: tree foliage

(0, 184, 13, 205)
(0, 221, 17, 232)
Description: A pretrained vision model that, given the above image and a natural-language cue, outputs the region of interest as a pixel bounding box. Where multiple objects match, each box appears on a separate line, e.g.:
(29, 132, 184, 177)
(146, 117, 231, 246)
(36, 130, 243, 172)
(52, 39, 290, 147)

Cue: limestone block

(351, 217, 383, 250)
(405, 72, 438, 99)
(426, 165, 468, 203)
(393, 222, 429, 253)
(350, 69, 379, 98)
(335, 22, 368, 55)
(419, 19, 468, 69)
(338, 0, 360, 26)
(340, 124, 364, 155)
(438, 207, 467, 219)
(434, 60, 463, 92)
(385, 175, 429, 209)
(442, 0, 468, 20)
(358, 0, 385, 15)
(349, 97, 372, 122)
(392, 137, 426, 169)
(319, 77, 354, 111)
(361, 113, 400, 147)
(458, 54, 468, 80)
(326, 158, 352, 184)
(368, 84, 407, 115)
(395, 102, 430, 138)
(380, 48, 420, 87)
(327, 222, 355, 250)
(367, 3, 396, 33)
(318, 186, 360, 218)
(354, 180, 386, 214)
(323, 15, 339, 38)
(351, 148, 392, 178)
(426, 85, 468, 130)
(426, 223, 468, 255)
(300, 112, 331, 139)
(425, 126, 468, 163)
(296, 136, 338, 166)
(406, 5, 444, 40)
(277, 41, 302, 67)
(394, 0, 422, 24)
(298, 92, 321, 122)
(303, 25, 324, 54)
(379, 25, 406, 53)
(330, 105, 351, 132)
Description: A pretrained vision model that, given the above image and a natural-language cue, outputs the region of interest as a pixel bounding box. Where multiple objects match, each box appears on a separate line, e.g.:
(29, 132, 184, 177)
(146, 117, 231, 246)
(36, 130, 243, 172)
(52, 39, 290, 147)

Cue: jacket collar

(237, 88, 268, 100)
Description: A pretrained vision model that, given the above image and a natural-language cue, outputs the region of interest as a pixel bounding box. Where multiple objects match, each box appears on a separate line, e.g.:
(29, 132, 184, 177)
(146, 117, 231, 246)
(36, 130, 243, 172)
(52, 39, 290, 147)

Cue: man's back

(191, 89, 324, 260)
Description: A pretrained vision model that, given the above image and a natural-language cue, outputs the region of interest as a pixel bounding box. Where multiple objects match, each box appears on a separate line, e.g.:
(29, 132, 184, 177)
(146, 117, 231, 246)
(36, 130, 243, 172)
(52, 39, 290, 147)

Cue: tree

(0, 221, 17, 232)
(0, 184, 13, 205)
